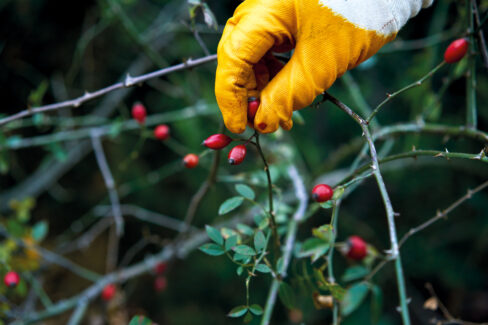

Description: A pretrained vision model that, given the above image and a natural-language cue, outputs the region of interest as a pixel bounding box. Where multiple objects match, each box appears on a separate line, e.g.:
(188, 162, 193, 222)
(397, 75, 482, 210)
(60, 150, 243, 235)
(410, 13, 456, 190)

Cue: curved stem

(367, 61, 446, 123)
(254, 133, 279, 249)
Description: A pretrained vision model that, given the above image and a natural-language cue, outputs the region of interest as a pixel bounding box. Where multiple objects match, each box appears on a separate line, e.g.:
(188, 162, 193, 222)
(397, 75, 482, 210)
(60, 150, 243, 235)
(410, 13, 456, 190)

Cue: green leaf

(328, 282, 346, 301)
(254, 214, 269, 230)
(276, 257, 284, 273)
(32, 221, 48, 242)
(205, 225, 223, 245)
(332, 186, 345, 200)
(129, 315, 153, 325)
(341, 282, 370, 316)
(371, 285, 383, 324)
(228, 305, 248, 318)
(47, 142, 68, 162)
(341, 266, 369, 282)
(233, 245, 256, 256)
(254, 231, 266, 252)
(278, 282, 296, 309)
(233, 253, 251, 263)
(249, 304, 263, 315)
(199, 243, 225, 256)
(243, 311, 253, 323)
(255, 264, 271, 273)
(7, 219, 24, 237)
(314, 269, 346, 301)
(312, 224, 334, 242)
(235, 184, 255, 200)
(225, 235, 238, 252)
(298, 238, 330, 262)
(237, 224, 254, 236)
(28, 80, 49, 107)
(218, 196, 244, 215)
(236, 266, 244, 276)
(319, 201, 334, 209)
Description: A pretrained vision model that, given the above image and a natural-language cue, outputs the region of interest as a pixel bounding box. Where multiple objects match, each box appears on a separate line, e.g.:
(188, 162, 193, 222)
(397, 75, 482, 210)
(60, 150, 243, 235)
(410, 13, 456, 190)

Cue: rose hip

(346, 235, 367, 261)
(203, 134, 232, 150)
(132, 102, 147, 124)
(154, 124, 170, 140)
(247, 97, 259, 123)
(154, 276, 167, 293)
(101, 284, 116, 301)
(183, 154, 199, 169)
(154, 262, 167, 275)
(3, 271, 20, 288)
(228, 145, 247, 165)
(444, 38, 469, 64)
(311, 184, 334, 203)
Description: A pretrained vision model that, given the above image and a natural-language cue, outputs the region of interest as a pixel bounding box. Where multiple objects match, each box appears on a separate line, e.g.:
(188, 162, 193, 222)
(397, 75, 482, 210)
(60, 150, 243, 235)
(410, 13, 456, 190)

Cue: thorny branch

(0, 54, 217, 127)
(324, 92, 411, 325)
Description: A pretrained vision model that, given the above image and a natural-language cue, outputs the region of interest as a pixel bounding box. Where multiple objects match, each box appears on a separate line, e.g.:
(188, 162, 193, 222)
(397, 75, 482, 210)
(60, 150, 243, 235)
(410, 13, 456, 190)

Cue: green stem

(367, 61, 446, 123)
(255, 133, 280, 250)
(327, 202, 340, 324)
(466, 0, 477, 129)
(325, 93, 411, 325)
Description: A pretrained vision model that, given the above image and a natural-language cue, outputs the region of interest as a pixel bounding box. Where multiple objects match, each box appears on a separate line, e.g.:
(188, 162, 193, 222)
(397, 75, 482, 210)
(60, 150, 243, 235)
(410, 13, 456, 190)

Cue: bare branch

(90, 130, 124, 237)
(0, 54, 216, 127)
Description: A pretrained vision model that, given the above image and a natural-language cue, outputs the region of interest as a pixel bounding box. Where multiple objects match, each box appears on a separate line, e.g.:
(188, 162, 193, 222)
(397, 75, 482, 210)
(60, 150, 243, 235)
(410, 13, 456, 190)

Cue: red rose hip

(154, 276, 167, 292)
(101, 284, 116, 301)
(247, 97, 260, 123)
(4, 271, 20, 288)
(444, 38, 469, 64)
(312, 184, 334, 203)
(132, 102, 147, 124)
(183, 154, 199, 169)
(228, 145, 247, 165)
(203, 134, 232, 150)
(154, 124, 170, 140)
(346, 235, 367, 261)
(154, 262, 167, 275)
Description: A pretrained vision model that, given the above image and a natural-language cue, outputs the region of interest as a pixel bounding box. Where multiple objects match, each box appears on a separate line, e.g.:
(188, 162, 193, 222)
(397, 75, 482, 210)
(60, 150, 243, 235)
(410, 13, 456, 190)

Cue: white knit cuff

(387, 0, 434, 30)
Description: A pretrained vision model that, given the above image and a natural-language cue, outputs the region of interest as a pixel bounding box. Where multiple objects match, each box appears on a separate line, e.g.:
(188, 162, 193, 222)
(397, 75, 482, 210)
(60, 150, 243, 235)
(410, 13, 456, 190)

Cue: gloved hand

(215, 0, 433, 134)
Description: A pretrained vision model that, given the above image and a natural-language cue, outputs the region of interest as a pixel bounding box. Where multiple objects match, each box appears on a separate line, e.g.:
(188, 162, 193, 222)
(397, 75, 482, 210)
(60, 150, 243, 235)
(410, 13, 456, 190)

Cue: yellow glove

(215, 0, 433, 133)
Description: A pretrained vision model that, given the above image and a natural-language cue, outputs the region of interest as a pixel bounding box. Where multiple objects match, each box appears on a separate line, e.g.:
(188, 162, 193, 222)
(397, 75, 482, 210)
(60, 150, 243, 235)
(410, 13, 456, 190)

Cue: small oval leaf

(228, 305, 248, 318)
(199, 243, 225, 256)
(205, 225, 224, 245)
(233, 245, 256, 256)
(235, 184, 255, 200)
(249, 304, 263, 315)
(219, 197, 244, 215)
